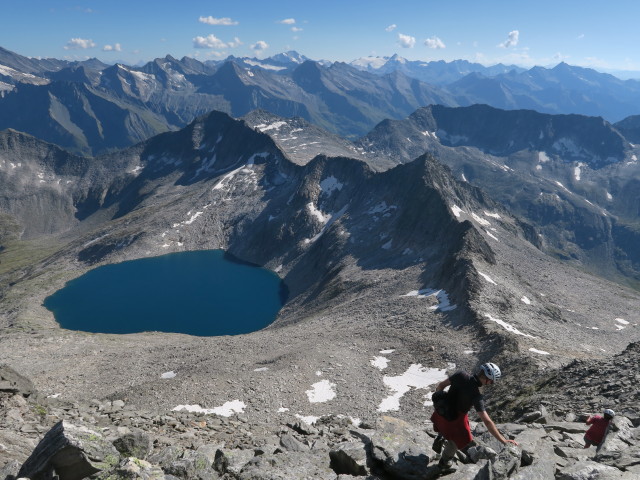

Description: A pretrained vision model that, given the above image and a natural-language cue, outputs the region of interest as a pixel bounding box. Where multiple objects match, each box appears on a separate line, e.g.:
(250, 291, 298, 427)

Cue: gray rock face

(329, 441, 370, 476)
(238, 450, 337, 480)
(368, 416, 431, 480)
(0, 365, 36, 397)
(17, 420, 119, 480)
(112, 431, 153, 460)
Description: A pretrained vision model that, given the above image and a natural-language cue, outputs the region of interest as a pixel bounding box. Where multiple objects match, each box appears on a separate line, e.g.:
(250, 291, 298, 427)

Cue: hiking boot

(432, 434, 444, 453)
(437, 460, 457, 476)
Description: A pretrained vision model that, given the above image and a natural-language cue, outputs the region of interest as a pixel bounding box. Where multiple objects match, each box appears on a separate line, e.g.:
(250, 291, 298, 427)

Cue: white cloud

(102, 43, 122, 52)
(278, 18, 296, 24)
(291, 27, 303, 32)
(228, 37, 243, 48)
(424, 36, 445, 49)
(498, 30, 519, 48)
(386, 24, 397, 32)
(577, 34, 585, 40)
(199, 16, 238, 26)
(553, 52, 569, 62)
(251, 40, 269, 53)
(64, 38, 96, 50)
(193, 34, 228, 49)
(398, 33, 416, 48)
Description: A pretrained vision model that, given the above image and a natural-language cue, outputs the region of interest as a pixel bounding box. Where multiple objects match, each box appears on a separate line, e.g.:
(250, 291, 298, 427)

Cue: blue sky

(2, 1, 639, 72)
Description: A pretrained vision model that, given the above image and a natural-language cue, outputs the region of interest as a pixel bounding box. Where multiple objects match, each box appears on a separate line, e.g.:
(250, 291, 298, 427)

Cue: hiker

(583, 409, 615, 448)
(430, 362, 518, 473)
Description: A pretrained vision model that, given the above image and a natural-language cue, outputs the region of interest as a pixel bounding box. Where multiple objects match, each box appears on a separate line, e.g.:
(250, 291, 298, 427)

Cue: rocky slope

(2, 353, 640, 480)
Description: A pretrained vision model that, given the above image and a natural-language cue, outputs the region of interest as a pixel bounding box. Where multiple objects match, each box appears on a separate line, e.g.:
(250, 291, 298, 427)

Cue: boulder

(146, 445, 183, 470)
(112, 430, 153, 460)
(368, 416, 430, 480)
(490, 444, 521, 479)
(238, 450, 337, 480)
(0, 459, 20, 480)
(0, 365, 36, 397)
(17, 420, 119, 480)
(329, 440, 370, 476)
(0, 429, 38, 465)
(115, 457, 166, 479)
(278, 433, 309, 452)
(214, 447, 255, 476)
(556, 460, 624, 479)
(510, 426, 556, 480)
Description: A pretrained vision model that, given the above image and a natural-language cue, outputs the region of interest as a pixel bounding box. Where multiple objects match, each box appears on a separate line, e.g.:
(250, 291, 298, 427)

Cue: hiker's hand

(505, 439, 519, 446)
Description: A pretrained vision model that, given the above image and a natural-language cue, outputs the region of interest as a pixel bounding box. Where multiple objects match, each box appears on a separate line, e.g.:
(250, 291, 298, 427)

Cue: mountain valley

(1, 46, 640, 479)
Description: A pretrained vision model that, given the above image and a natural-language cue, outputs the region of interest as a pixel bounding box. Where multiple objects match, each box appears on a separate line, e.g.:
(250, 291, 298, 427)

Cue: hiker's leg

(438, 439, 458, 467)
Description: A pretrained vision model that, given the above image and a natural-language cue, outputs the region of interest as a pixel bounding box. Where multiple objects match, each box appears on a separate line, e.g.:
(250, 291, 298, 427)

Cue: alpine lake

(43, 250, 288, 336)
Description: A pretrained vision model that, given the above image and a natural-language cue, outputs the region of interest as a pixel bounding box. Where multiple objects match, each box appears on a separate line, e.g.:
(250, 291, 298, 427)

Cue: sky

(2, 0, 640, 73)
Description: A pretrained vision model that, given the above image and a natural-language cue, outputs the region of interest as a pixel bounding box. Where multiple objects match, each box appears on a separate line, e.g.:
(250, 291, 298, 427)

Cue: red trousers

(430, 411, 473, 449)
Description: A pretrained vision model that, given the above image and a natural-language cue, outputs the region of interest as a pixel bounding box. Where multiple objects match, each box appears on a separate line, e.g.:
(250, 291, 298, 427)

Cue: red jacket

(585, 415, 610, 444)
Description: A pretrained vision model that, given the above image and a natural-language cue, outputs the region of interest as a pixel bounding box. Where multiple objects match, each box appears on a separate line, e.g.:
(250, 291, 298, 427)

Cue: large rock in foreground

(17, 420, 119, 480)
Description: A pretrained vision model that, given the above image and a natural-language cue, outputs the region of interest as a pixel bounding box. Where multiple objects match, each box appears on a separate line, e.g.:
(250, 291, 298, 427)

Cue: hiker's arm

(435, 378, 451, 391)
(586, 416, 593, 425)
(477, 410, 519, 445)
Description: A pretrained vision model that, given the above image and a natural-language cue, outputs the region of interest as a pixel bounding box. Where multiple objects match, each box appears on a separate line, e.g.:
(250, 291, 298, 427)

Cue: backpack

(432, 390, 457, 421)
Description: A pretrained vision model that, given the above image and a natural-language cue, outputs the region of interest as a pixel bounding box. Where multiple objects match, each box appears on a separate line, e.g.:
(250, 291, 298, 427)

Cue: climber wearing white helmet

(584, 408, 615, 448)
(430, 362, 518, 474)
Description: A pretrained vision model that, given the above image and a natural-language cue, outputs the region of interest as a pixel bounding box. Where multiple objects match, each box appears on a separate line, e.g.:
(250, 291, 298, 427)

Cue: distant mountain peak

(267, 51, 308, 65)
(387, 54, 407, 64)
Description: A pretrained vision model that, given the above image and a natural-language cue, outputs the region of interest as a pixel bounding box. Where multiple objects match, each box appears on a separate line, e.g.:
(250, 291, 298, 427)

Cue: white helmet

(480, 362, 501, 381)
(603, 409, 615, 417)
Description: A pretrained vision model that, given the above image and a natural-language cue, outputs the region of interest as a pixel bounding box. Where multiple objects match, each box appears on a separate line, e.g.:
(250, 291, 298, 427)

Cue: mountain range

(3, 46, 640, 156)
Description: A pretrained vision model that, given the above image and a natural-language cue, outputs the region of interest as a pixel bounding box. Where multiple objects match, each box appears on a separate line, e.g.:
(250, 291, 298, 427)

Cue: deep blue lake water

(43, 250, 288, 336)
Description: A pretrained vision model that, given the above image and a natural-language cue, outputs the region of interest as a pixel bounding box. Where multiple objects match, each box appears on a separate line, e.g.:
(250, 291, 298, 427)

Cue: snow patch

(320, 176, 343, 195)
(484, 211, 501, 219)
(307, 202, 331, 224)
(173, 400, 246, 417)
(400, 289, 456, 312)
(368, 202, 397, 215)
(485, 313, 536, 338)
(378, 364, 450, 412)
(471, 212, 491, 226)
(380, 349, 395, 354)
(451, 205, 463, 218)
(257, 121, 287, 132)
(306, 380, 336, 403)
(521, 296, 531, 305)
(295, 414, 320, 425)
(371, 356, 390, 370)
(478, 272, 497, 285)
(184, 211, 203, 225)
(529, 348, 550, 355)
(304, 204, 348, 244)
(538, 151, 550, 163)
(254, 367, 269, 372)
(161, 371, 176, 379)
(485, 230, 499, 241)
